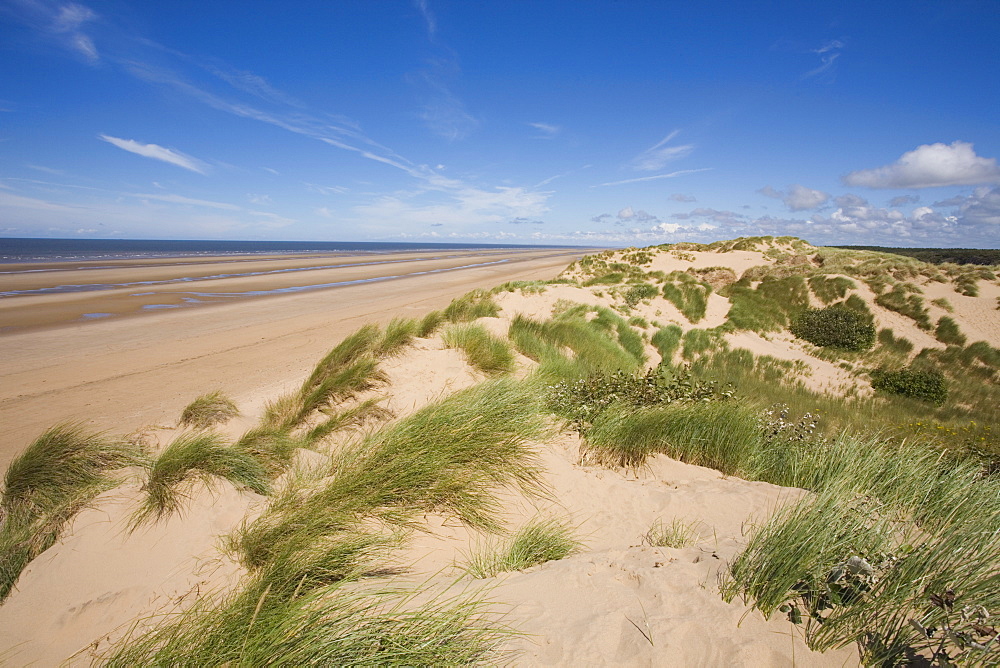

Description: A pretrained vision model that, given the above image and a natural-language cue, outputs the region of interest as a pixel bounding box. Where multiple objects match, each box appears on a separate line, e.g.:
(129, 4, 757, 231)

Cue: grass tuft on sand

(463, 517, 581, 578)
(443, 323, 516, 375)
(1, 424, 139, 601)
(179, 391, 240, 430)
(131, 432, 269, 528)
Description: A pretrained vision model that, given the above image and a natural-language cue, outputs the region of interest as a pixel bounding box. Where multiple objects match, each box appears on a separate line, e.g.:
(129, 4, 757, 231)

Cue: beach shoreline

(0, 247, 589, 468)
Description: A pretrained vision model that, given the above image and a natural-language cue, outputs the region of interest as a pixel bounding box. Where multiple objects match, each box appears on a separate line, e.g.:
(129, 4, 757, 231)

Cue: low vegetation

(462, 517, 581, 578)
(790, 306, 875, 351)
(443, 323, 515, 375)
(179, 391, 240, 430)
(1, 424, 138, 601)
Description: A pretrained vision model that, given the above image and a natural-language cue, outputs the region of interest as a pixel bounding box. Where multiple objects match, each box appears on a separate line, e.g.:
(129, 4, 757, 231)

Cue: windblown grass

(179, 391, 240, 430)
(104, 564, 507, 666)
(585, 401, 760, 473)
(661, 271, 711, 323)
(463, 517, 580, 578)
(443, 323, 516, 376)
(233, 378, 550, 573)
(417, 310, 444, 337)
(375, 317, 417, 357)
(724, 435, 1000, 665)
(132, 432, 269, 527)
(443, 289, 500, 322)
(1, 424, 138, 601)
(651, 324, 683, 363)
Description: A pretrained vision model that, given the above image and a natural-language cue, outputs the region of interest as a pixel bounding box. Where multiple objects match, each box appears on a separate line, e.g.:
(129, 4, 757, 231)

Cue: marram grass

(1, 424, 139, 601)
(463, 517, 581, 578)
(179, 391, 240, 430)
(443, 323, 516, 376)
(131, 432, 269, 528)
(233, 378, 551, 573)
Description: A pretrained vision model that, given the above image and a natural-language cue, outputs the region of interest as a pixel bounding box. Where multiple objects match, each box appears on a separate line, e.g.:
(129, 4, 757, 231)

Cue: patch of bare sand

(922, 280, 1000, 348)
(0, 479, 261, 666)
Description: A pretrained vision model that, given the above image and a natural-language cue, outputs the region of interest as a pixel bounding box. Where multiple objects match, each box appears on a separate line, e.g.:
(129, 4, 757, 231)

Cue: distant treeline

(833, 246, 1000, 266)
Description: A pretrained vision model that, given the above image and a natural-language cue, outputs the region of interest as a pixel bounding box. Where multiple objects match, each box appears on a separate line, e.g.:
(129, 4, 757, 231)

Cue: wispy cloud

(802, 39, 844, 80)
(414, 0, 437, 38)
(629, 130, 695, 171)
(597, 168, 711, 187)
(528, 122, 560, 138)
(99, 134, 208, 174)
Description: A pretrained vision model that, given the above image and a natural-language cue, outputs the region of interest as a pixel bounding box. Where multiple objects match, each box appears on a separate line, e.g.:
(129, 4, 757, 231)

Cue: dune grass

(375, 317, 418, 357)
(131, 432, 269, 527)
(651, 324, 683, 363)
(103, 563, 506, 666)
(443, 323, 516, 375)
(463, 517, 581, 578)
(1, 424, 139, 601)
(643, 518, 698, 548)
(585, 401, 761, 472)
(233, 378, 551, 573)
(724, 275, 810, 332)
(417, 309, 444, 337)
(661, 271, 711, 323)
(179, 391, 240, 430)
(723, 435, 1000, 665)
(443, 289, 500, 322)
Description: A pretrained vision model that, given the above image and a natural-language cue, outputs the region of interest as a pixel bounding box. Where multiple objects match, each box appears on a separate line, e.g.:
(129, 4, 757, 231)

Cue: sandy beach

(0, 247, 586, 469)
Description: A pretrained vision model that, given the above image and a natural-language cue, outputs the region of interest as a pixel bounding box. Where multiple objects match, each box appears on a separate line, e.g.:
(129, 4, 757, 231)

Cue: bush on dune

(790, 306, 875, 351)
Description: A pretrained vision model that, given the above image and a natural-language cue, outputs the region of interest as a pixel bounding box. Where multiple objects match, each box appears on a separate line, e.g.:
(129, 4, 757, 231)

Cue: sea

(0, 238, 572, 263)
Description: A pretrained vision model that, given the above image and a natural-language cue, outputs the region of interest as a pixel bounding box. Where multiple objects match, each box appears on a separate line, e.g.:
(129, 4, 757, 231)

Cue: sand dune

(1, 238, 997, 666)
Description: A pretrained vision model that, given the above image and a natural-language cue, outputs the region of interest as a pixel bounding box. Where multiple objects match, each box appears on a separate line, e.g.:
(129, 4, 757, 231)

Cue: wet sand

(0, 247, 587, 468)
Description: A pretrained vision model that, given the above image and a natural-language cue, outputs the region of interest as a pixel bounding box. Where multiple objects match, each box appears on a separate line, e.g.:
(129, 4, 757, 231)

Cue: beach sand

(0, 247, 585, 469)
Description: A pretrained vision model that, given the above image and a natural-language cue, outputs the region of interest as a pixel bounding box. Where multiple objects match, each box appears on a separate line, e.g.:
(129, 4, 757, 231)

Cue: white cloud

(629, 130, 694, 171)
(99, 134, 208, 174)
(783, 184, 830, 211)
(935, 186, 1000, 226)
(598, 168, 711, 187)
(653, 223, 681, 234)
(248, 193, 273, 205)
(51, 3, 98, 62)
(844, 141, 1000, 189)
(669, 193, 697, 202)
(758, 184, 830, 211)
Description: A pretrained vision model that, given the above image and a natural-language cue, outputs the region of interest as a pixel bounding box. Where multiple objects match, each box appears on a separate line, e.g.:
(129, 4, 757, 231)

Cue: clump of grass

(103, 567, 506, 666)
(876, 328, 914, 358)
(304, 398, 393, 445)
(931, 297, 954, 312)
(1, 424, 139, 600)
(463, 517, 581, 578)
(661, 271, 711, 323)
(807, 275, 856, 304)
(417, 309, 444, 337)
(875, 283, 932, 329)
(233, 378, 550, 572)
(233, 427, 301, 478)
(179, 391, 240, 430)
(132, 432, 269, 527)
(935, 315, 966, 346)
(584, 401, 758, 472)
(375, 317, 417, 356)
(724, 275, 810, 332)
(509, 311, 640, 379)
(643, 518, 698, 548)
(621, 282, 659, 308)
(651, 324, 683, 363)
(443, 289, 500, 322)
(681, 328, 718, 361)
(443, 323, 516, 376)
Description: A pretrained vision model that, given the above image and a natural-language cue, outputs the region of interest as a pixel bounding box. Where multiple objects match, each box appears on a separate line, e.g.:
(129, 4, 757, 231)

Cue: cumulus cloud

(784, 184, 831, 211)
(935, 186, 1000, 226)
(843, 141, 1000, 189)
(629, 130, 694, 171)
(669, 193, 697, 203)
(99, 134, 208, 174)
(758, 184, 830, 211)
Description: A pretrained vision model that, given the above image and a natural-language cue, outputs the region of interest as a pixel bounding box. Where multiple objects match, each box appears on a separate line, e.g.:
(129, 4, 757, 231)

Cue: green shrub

(790, 306, 875, 351)
(934, 316, 966, 346)
(622, 283, 659, 307)
(870, 367, 947, 405)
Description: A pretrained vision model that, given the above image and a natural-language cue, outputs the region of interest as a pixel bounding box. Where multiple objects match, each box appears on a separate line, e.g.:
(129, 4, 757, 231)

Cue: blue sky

(1, 0, 999, 248)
